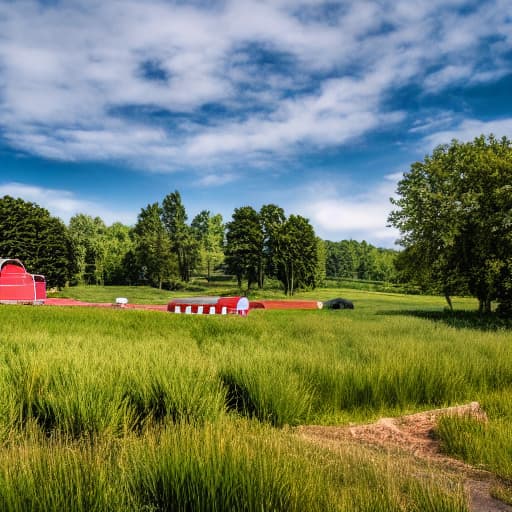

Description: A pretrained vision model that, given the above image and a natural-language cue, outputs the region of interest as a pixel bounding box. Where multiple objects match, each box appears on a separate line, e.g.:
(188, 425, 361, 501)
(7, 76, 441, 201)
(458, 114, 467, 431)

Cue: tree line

(324, 240, 398, 282)
(2, 133, 510, 312)
(3, 191, 397, 294)
(0, 191, 399, 294)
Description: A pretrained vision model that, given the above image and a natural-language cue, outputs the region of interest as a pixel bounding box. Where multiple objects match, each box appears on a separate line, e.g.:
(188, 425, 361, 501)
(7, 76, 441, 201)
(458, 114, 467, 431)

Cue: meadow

(0, 285, 510, 510)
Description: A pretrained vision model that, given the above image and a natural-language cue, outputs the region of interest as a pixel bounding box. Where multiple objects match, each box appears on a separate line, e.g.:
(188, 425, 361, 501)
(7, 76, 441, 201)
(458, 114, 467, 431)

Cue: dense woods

(0, 196, 76, 288)
(0, 193, 397, 293)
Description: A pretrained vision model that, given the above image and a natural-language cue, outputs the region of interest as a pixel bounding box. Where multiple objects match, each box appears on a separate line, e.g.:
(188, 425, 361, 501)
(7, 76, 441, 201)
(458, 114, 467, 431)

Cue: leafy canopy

(389, 135, 512, 313)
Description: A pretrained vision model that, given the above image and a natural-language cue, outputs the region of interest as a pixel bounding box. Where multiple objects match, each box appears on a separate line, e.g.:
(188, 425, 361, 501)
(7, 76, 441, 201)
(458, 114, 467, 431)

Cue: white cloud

(423, 65, 473, 92)
(195, 172, 238, 187)
(0, 182, 136, 225)
(295, 173, 402, 247)
(423, 118, 512, 148)
(0, 0, 510, 173)
(409, 112, 456, 134)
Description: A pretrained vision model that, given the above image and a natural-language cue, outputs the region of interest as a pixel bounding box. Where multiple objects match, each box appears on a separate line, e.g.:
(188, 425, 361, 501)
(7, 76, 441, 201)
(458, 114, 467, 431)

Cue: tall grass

(220, 356, 315, 426)
(0, 420, 468, 512)
(1, 299, 512, 431)
(0, 309, 227, 439)
(436, 388, 512, 481)
(0, 288, 508, 510)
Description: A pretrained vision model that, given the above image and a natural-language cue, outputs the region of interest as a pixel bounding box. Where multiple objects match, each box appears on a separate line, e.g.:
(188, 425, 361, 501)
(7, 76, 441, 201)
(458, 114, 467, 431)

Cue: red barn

(167, 296, 249, 316)
(0, 259, 46, 304)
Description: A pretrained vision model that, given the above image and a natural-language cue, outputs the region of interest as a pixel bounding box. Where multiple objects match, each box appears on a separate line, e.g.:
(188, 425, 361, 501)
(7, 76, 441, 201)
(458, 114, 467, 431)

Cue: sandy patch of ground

(297, 403, 512, 512)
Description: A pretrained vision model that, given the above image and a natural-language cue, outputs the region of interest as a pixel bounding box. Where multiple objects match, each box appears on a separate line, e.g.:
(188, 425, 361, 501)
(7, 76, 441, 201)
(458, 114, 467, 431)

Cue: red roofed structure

(167, 296, 249, 316)
(0, 259, 46, 305)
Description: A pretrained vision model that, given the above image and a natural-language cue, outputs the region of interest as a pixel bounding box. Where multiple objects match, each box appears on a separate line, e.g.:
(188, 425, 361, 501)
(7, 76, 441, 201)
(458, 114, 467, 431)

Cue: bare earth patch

(296, 403, 512, 512)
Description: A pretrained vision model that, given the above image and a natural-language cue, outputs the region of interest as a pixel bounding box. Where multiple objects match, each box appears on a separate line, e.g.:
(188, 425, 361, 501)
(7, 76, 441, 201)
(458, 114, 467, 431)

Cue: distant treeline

(0, 193, 399, 294)
(325, 240, 397, 282)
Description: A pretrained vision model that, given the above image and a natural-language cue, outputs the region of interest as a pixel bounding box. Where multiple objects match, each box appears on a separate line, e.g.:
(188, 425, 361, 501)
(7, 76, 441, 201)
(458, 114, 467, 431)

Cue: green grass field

(0, 285, 510, 510)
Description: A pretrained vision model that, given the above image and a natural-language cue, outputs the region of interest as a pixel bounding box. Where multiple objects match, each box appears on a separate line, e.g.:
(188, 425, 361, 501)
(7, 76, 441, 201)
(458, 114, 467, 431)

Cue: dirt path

(44, 297, 168, 311)
(297, 403, 512, 512)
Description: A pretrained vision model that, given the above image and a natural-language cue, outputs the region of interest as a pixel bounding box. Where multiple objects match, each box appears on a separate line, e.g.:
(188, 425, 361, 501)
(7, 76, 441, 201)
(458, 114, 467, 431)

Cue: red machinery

(0, 259, 46, 305)
(167, 296, 249, 316)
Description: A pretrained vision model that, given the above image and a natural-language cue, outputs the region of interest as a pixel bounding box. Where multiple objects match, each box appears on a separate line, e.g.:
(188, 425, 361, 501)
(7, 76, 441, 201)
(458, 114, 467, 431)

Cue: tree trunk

(444, 293, 453, 312)
(290, 262, 294, 296)
(478, 297, 492, 314)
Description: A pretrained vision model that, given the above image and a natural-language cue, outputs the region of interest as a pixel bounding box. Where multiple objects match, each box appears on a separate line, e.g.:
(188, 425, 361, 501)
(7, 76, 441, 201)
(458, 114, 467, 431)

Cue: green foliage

(315, 237, 326, 286)
(133, 203, 177, 288)
(191, 210, 225, 281)
(68, 214, 107, 285)
(274, 215, 318, 295)
(0, 195, 76, 288)
(225, 206, 320, 294)
(225, 206, 263, 289)
(162, 191, 198, 282)
(259, 204, 286, 287)
(389, 134, 512, 313)
(102, 222, 135, 284)
(325, 239, 398, 282)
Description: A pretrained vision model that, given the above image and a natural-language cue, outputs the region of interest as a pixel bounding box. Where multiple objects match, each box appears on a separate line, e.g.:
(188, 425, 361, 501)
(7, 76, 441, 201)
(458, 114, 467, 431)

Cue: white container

(115, 297, 128, 308)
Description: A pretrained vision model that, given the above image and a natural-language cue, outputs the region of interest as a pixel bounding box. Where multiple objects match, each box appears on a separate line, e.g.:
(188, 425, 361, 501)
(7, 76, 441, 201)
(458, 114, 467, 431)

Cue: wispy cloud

(423, 118, 512, 148)
(294, 173, 402, 247)
(195, 172, 238, 187)
(0, 0, 510, 177)
(0, 182, 136, 225)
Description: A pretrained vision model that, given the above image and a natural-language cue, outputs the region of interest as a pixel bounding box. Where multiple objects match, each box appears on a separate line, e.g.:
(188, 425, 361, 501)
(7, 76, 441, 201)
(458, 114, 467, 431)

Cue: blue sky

(1, 0, 512, 247)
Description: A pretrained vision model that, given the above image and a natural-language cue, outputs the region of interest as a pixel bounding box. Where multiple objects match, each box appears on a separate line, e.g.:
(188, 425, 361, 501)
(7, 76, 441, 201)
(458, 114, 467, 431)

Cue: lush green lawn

(50, 281, 476, 309)
(0, 285, 510, 510)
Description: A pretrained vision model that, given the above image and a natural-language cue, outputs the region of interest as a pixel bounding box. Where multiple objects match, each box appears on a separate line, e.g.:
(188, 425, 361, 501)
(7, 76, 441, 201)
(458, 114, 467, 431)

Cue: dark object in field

(323, 298, 354, 310)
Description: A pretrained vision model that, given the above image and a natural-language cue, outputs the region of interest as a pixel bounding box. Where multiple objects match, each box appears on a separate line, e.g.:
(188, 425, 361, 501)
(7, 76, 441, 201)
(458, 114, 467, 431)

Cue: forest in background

(3, 134, 510, 309)
(0, 192, 399, 295)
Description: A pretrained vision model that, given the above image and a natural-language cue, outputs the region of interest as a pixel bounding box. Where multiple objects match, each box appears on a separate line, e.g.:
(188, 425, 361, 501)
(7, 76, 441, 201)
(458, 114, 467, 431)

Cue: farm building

(167, 296, 249, 316)
(0, 258, 46, 304)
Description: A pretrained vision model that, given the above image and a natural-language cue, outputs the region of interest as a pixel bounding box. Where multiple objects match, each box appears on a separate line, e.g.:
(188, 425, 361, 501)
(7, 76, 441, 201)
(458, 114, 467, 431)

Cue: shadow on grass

(379, 309, 512, 331)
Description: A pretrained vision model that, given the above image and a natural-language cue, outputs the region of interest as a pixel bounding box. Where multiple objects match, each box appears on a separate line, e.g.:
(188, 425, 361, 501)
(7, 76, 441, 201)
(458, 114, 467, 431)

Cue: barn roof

(0, 259, 26, 272)
(170, 296, 220, 305)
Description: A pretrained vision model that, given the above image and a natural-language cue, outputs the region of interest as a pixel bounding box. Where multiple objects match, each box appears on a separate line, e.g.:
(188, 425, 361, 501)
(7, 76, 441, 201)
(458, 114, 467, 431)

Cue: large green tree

(68, 214, 107, 285)
(102, 222, 134, 285)
(259, 204, 285, 287)
(274, 215, 318, 295)
(162, 191, 198, 282)
(0, 196, 76, 288)
(225, 206, 263, 289)
(133, 203, 176, 289)
(191, 210, 224, 282)
(389, 135, 512, 313)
